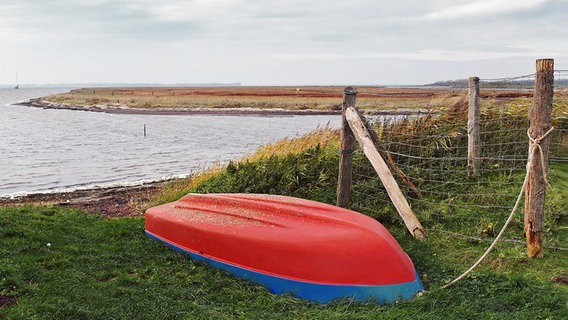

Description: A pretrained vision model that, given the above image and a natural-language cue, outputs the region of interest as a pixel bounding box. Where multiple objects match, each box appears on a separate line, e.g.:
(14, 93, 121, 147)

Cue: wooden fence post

(336, 87, 357, 208)
(468, 76, 481, 177)
(525, 58, 554, 258)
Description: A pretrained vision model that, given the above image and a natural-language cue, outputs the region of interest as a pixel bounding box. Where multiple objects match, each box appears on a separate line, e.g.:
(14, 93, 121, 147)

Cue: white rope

(527, 127, 555, 187)
(442, 126, 555, 289)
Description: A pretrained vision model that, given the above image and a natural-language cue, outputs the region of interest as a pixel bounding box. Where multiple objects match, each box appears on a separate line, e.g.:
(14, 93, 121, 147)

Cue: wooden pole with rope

(525, 58, 554, 258)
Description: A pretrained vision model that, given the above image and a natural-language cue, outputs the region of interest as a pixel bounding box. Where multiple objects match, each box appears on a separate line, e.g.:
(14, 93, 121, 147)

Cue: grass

(3, 156, 566, 318)
(1, 205, 565, 320)
(2, 98, 567, 319)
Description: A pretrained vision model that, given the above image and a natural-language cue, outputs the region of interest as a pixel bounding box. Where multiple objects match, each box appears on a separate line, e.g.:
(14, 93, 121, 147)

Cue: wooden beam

(345, 106, 427, 240)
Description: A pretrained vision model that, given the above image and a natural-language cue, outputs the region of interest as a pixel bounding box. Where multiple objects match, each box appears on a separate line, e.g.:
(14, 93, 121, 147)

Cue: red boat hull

(145, 193, 423, 303)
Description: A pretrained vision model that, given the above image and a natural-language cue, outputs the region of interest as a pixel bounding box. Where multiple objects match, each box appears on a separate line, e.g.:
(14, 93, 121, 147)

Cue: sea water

(0, 88, 340, 196)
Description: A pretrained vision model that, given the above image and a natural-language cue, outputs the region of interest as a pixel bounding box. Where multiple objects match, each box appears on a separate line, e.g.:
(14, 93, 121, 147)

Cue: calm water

(0, 88, 340, 196)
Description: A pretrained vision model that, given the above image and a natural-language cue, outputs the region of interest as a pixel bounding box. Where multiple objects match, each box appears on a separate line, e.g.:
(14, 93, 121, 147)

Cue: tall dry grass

(42, 87, 465, 111)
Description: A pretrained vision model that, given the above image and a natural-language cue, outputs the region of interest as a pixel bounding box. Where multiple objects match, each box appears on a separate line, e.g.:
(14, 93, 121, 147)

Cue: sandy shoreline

(18, 98, 341, 116)
(18, 98, 430, 116)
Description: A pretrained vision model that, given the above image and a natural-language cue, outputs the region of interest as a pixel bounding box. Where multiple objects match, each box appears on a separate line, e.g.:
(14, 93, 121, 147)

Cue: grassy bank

(2, 102, 567, 319)
(2, 152, 567, 318)
(1, 204, 565, 319)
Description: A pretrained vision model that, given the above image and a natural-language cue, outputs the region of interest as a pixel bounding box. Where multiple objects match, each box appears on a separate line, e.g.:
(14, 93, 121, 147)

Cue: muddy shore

(19, 99, 342, 116)
(0, 180, 173, 218)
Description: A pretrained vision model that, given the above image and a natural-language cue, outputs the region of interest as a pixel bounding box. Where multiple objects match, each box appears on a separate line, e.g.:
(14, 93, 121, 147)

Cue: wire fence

(480, 70, 568, 89)
(347, 72, 567, 249)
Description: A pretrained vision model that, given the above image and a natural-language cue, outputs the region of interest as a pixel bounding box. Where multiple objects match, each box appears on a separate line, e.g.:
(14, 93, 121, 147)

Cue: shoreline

(0, 179, 176, 218)
(19, 99, 340, 116)
(18, 98, 431, 116)
(2, 94, 431, 215)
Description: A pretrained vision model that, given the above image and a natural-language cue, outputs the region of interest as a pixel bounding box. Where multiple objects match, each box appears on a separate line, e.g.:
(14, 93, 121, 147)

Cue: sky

(1, 0, 567, 86)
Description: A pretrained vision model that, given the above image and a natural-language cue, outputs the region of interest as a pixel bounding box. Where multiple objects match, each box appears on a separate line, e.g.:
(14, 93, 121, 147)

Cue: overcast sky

(1, 0, 567, 86)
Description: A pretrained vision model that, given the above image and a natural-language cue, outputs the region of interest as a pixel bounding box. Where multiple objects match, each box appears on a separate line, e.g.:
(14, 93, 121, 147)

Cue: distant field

(35, 86, 544, 112)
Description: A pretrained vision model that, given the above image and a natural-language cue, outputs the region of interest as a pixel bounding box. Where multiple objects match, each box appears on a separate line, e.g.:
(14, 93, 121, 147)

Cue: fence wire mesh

(350, 75, 567, 249)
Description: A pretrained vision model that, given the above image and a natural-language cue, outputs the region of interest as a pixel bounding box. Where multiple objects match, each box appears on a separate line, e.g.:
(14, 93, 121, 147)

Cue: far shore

(18, 98, 341, 116)
(18, 86, 470, 116)
(18, 98, 432, 116)
(18, 85, 548, 119)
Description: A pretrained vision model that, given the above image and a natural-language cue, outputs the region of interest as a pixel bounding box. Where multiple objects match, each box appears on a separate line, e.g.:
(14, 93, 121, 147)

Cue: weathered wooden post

(337, 87, 357, 208)
(525, 58, 554, 258)
(468, 76, 481, 177)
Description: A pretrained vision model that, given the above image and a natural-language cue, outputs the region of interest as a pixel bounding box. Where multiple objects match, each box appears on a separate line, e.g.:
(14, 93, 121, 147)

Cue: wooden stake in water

(144, 124, 147, 137)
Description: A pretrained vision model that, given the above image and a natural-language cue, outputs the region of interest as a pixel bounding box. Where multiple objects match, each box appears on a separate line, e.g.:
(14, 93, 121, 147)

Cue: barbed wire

(481, 73, 536, 83)
(360, 70, 568, 93)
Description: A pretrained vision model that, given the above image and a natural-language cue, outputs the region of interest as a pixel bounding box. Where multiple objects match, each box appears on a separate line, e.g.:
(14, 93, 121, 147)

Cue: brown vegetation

(29, 86, 472, 114)
(23, 85, 562, 117)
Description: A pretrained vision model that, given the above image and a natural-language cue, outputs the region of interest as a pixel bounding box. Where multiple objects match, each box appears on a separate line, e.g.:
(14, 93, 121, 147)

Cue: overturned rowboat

(144, 193, 424, 303)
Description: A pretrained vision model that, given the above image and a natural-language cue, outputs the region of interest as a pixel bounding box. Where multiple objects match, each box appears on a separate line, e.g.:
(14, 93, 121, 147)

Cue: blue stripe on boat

(146, 230, 424, 304)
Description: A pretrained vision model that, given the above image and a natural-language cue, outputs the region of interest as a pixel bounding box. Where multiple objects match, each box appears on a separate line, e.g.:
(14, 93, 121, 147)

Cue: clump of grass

(191, 143, 339, 204)
(244, 126, 339, 162)
(150, 127, 339, 207)
(149, 165, 226, 207)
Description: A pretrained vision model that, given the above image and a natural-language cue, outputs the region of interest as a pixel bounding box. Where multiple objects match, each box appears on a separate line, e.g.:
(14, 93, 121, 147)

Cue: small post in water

(144, 124, 147, 137)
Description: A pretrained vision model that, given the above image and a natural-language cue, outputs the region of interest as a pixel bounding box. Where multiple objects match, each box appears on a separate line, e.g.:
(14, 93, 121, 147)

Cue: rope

(427, 229, 568, 251)
(442, 126, 555, 289)
(527, 127, 556, 187)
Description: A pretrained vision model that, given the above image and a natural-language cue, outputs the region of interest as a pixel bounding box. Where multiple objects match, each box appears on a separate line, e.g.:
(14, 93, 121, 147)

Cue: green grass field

(1, 204, 565, 320)
(1, 158, 566, 319)
(2, 105, 567, 319)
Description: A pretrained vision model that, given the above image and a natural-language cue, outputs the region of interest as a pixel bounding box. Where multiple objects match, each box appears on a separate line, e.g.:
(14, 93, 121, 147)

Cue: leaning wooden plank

(345, 106, 427, 240)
